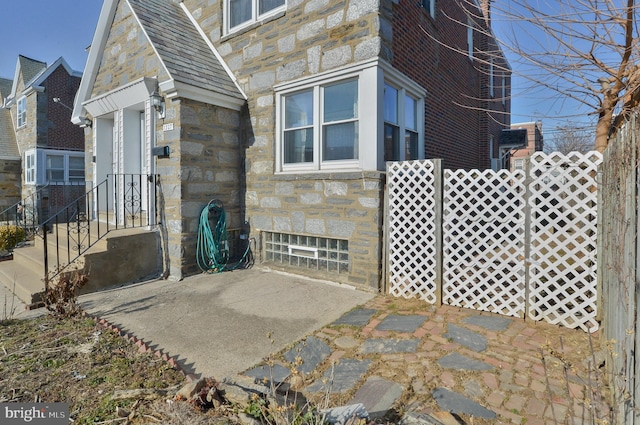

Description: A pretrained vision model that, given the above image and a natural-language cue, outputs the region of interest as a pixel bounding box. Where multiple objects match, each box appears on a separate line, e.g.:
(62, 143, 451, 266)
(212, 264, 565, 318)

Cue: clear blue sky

(0, 0, 103, 79)
(0, 0, 589, 142)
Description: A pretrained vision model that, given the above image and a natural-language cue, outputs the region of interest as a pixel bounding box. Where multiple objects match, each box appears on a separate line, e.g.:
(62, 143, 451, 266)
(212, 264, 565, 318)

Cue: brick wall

(391, 0, 510, 169)
(42, 66, 84, 151)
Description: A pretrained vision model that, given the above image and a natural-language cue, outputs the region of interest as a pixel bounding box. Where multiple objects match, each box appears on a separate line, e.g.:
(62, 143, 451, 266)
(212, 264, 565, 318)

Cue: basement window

(264, 232, 349, 273)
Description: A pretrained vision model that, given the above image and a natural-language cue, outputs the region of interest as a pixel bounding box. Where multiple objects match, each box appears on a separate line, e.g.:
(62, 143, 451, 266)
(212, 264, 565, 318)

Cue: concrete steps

(0, 222, 163, 308)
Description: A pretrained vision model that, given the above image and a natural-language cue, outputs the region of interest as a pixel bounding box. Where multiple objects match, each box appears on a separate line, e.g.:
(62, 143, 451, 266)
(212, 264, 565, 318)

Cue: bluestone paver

(243, 364, 291, 385)
(445, 324, 488, 352)
(333, 308, 377, 326)
(432, 387, 497, 419)
(438, 352, 493, 371)
(348, 376, 403, 419)
(358, 338, 420, 354)
(283, 336, 331, 375)
(376, 314, 427, 333)
(306, 358, 371, 393)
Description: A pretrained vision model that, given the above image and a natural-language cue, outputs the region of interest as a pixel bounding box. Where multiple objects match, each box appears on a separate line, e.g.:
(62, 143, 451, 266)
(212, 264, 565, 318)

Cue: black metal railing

(41, 174, 159, 284)
(0, 184, 50, 239)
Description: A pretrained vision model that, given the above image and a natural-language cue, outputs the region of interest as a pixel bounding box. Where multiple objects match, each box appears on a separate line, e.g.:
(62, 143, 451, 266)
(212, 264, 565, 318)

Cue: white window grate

(264, 232, 349, 274)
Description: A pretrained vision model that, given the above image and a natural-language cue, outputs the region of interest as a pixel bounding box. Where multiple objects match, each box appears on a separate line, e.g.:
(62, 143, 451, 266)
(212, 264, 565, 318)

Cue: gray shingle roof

(17, 55, 47, 87)
(0, 109, 19, 158)
(0, 78, 12, 99)
(0, 77, 19, 158)
(128, 0, 243, 101)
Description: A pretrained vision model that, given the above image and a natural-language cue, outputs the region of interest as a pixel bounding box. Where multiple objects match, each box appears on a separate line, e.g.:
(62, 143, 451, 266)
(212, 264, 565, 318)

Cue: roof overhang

(81, 77, 158, 117)
(160, 79, 245, 111)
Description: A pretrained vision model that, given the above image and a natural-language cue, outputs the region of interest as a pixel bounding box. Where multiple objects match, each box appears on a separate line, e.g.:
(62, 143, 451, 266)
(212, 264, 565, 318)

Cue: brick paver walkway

(245, 296, 607, 424)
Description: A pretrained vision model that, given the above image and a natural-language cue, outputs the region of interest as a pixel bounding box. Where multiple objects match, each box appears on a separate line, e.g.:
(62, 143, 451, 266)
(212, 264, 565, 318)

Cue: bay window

(24, 149, 85, 185)
(276, 60, 425, 173)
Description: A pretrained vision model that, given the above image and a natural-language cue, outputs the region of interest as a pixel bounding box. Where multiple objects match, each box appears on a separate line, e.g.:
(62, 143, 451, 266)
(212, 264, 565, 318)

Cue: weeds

(43, 267, 88, 318)
(540, 330, 618, 425)
(1, 277, 18, 322)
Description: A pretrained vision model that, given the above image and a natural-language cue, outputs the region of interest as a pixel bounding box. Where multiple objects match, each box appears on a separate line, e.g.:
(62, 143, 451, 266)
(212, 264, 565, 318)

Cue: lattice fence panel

(528, 151, 602, 332)
(387, 161, 438, 303)
(442, 169, 526, 317)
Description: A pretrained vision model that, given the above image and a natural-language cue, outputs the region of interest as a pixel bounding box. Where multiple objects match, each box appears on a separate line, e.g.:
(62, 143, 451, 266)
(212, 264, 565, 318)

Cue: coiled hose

(196, 199, 254, 273)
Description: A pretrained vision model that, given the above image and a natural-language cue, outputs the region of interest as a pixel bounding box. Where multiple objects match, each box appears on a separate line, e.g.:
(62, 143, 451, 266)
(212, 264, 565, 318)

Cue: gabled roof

(0, 78, 12, 104)
(6, 56, 81, 106)
(9, 56, 47, 100)
(73, 0, 245, 123)
(16, 55, 47, 87)
(129, 0, 243, 101)
(0, 80, 19, 158)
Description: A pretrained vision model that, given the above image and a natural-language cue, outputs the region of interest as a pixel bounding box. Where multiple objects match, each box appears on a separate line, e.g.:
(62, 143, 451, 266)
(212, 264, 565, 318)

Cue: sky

(0, 1, 103, 80)
(0, 0, 593, 144)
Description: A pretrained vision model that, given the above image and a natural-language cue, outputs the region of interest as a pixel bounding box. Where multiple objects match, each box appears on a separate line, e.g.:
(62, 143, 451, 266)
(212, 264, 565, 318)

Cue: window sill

(273, 170, 385, 181)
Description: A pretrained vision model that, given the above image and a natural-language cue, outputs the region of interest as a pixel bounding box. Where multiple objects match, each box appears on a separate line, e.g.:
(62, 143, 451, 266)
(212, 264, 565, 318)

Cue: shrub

(0, 225, 25, 251)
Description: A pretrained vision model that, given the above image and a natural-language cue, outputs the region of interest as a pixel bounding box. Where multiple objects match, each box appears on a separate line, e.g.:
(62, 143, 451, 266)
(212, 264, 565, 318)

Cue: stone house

(72, 0, 510, 291)
(1, 55, 86, 220)
(0, 78, 21, 212)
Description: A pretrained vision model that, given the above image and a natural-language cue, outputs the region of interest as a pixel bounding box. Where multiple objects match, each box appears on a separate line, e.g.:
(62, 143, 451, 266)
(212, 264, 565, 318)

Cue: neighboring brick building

(72, 0, 511, 290)
(509, 121, 544, 170)
(1, 55, 86, 219)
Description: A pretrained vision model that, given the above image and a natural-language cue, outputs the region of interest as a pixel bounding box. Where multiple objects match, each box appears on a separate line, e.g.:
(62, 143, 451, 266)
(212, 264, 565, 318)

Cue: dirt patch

(0, 314, 233, 424)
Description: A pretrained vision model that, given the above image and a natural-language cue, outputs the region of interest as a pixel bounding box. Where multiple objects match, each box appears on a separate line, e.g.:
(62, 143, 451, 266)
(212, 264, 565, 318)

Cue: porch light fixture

(150, 90, 165, 119)
(79, 117, 93, 128)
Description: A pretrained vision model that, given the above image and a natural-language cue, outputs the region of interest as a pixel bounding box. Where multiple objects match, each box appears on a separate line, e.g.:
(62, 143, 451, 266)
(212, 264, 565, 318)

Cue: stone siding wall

(155, 97, 243, 278)
(92, 0, 170, 97)
(181, 0, 385, 289)
(42, 67, 84, 151)
(248, 172, 385, 288)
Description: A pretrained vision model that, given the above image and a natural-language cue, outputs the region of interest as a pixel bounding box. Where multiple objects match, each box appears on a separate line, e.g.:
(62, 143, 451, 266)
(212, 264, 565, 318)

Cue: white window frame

(25, 150, 36, 185)
(30, 149, 86, 185)
(384, 83, 422, 162)
(17, 96, 27, 128)
(275, 60, 426, 173)
(225, 0, 286, 34)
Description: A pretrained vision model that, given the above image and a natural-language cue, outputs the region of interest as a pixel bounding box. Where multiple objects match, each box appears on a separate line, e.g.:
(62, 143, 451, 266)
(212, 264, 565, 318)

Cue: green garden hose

(196, 200, 254, 273)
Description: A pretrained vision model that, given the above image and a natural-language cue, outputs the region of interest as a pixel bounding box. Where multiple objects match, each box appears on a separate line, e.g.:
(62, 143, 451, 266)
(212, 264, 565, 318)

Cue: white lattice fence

(386, 153, 601, 332)
(442, 169, 527, 317)
(387, 161, 438, 303)
(528, 151, 602, 332)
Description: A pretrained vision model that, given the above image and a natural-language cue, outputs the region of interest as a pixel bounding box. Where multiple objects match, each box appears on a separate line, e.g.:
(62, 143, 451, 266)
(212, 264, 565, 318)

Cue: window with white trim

(276, 61, 426, 172)
(46, 154, 65, 182)
(25, 151, 36, 184)
(280, 79, 359, 171)
(226, 0, 285, 33)
(384, 83, 419, 161)
(17, 96, 26, 128)
(28, 149, 86, 185)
